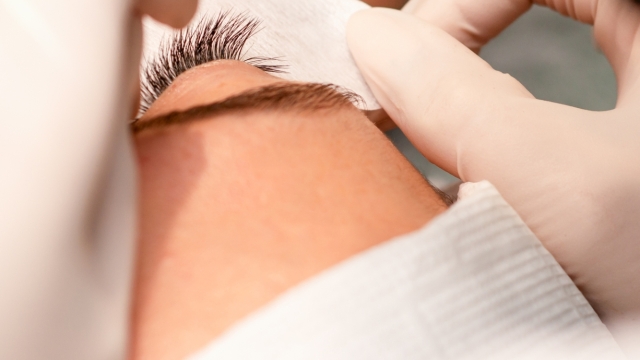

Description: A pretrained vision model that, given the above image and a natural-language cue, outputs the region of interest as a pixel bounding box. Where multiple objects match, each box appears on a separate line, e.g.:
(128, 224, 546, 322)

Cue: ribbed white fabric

(188, 181, 626, 360)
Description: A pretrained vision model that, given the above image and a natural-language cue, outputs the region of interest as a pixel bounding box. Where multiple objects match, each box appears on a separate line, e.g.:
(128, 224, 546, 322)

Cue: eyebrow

(132, 82, 362, 134)
(132, 81, 453, 207)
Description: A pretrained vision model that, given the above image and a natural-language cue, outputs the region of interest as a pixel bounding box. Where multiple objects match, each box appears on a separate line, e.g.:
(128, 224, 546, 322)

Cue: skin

(124, 1, 441, 358)
(130, 60, 448, 360)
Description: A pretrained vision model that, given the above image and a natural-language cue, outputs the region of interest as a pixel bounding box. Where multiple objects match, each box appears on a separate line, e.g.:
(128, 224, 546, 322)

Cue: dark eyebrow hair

(131, 82, 363, 134)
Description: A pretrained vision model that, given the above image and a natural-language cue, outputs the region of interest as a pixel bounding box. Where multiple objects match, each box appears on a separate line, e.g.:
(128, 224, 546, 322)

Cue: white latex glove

(0, 0, 196, 358)
(138, 0, 198, 28)
(347, 0, 640, 354)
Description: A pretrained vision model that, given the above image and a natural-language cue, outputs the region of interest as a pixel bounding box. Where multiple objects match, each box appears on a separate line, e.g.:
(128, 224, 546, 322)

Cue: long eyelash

(139, 11, 287, 115)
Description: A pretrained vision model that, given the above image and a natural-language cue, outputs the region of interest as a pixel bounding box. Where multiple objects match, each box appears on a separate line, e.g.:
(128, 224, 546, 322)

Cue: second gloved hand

(347, 0, 640, 351)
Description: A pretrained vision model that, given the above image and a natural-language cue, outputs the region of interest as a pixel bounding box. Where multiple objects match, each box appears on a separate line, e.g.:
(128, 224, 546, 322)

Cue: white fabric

(189, 181, 626, 360)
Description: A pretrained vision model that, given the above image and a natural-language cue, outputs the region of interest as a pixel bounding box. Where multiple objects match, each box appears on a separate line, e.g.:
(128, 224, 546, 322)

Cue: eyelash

(139, 11, 287, 116)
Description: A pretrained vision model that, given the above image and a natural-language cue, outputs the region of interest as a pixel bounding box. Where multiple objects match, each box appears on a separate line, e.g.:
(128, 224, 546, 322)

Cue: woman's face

(130, 8, 447, 360)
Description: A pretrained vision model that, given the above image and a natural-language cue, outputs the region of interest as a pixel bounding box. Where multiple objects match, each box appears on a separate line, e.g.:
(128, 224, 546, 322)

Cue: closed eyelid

(139, 11, 288, 117)
(139, 60, 287, 119)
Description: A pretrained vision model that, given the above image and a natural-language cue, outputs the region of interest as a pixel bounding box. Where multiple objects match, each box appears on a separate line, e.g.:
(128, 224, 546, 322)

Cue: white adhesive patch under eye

(142, 0, 380, 110)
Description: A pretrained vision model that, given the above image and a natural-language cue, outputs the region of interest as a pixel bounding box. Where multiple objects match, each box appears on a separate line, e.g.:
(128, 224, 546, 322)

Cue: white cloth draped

(189, 182, 625, 360)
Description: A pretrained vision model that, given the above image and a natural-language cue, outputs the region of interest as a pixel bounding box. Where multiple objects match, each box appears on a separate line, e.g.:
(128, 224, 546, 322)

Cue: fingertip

(347, 9, 400, 123)
(347, 8, 432, 125)
(347, 8, 440, 78)
(346, 6, 529, 175)
(138, 0, 198, 29)
(347, 7, 406, 41)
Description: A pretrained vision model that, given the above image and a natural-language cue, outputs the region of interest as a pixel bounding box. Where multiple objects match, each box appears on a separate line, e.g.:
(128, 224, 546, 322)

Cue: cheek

(135, 130, 208, 209)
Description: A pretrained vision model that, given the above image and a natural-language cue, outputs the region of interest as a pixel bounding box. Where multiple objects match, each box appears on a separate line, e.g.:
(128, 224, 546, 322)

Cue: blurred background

(385, 5, 618, 189)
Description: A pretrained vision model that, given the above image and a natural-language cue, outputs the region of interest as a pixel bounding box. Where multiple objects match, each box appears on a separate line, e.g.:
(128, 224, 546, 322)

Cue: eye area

(139, 11, 288, 118)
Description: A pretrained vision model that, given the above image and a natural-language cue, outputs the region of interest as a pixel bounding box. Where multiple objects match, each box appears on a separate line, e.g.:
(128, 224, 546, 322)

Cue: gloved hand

(137, 0, 198, 28)
(347, 0, 640, 352)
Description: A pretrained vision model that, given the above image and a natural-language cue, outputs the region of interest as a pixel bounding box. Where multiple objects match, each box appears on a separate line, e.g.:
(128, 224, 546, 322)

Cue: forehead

(141, 0, 379, 110)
